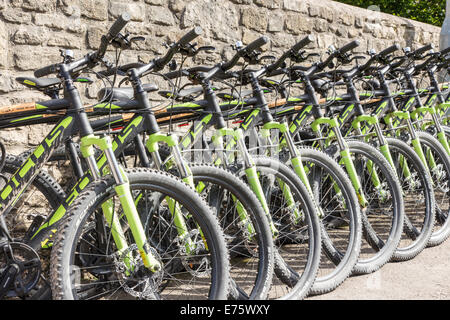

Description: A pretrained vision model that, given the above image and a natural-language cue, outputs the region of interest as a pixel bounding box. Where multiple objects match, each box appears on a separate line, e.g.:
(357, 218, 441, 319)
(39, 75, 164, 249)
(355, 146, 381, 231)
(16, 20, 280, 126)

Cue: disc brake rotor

(115, 244, 163, 299)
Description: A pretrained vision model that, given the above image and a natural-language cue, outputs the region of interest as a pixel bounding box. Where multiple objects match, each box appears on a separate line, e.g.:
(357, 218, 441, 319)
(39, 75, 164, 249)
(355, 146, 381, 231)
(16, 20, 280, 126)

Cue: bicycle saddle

(16, 77, 60, 89)
(216, 89, 253, 100)
(158, 86, 204, 102)
(97, 83, 159, 101)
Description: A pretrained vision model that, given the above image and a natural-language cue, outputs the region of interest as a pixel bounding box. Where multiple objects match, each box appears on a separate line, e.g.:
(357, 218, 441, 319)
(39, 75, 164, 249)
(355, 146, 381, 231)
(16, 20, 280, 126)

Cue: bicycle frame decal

(288, 105, 313, 134)
(337, 104, 355, 126)
(179, 114, 212, 149)
(0, 116, 74, 213)
(240, 109, 260, 130)
(425, 94, 438, 108)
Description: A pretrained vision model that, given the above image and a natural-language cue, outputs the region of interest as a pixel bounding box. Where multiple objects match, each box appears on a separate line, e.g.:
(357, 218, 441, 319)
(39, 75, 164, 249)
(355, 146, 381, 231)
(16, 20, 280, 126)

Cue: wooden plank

(0, 102, 37, 115)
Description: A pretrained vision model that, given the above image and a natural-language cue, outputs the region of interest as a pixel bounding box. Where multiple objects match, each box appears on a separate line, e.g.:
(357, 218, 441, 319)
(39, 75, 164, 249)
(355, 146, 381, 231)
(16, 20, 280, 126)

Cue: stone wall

(0, 0, 442, 155)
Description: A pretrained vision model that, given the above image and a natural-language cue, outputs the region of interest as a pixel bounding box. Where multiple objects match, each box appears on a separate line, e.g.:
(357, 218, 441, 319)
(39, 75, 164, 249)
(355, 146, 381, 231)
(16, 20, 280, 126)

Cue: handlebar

(316, 40, 360, 71)
(440, 46, 450, 57)
(34, 13, 131, 78)
(34, 64, 60, 78)
(96, 27, 203, 78)
(340, 40, 360, 54)
(97, 62, 146, 77)
(409, 43, 434, 58)
(153, 26, 203, 71)
(357, 43, 400, 74)
(245, 36, 269, 52)
(291, 34, 316, 53)
(221, 36, 269, 71)
(108, 13, 131, 39)
(414, 50, 450, 73)
(379, 43, 401, 57)
(266, 34, 315, 74)
(97, 12, 131, 59)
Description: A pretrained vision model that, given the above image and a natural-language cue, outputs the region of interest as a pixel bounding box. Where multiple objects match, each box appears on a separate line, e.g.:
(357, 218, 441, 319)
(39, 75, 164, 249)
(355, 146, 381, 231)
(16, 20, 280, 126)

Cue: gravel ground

(307, 238, 450, 300)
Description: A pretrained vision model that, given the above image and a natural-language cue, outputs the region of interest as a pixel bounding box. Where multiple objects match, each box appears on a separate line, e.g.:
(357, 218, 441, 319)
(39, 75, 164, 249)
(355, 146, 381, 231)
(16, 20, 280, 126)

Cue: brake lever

(179, 42, 198, 57)
(259, 55, 276, 63)
(197, 46, 216, 52)
(227, 71, 240, 79)
(336, 52, 352, 64)
(97, 58, 127, 77)
(244, 50, 262, 64)
(111, 32, 131, 50)
(387, 55, 404, 63)
(130, 36, 145, 43)
(304, 53, 320, 60)
(351, 55, 367, 61)
(118, 77, 129, 87)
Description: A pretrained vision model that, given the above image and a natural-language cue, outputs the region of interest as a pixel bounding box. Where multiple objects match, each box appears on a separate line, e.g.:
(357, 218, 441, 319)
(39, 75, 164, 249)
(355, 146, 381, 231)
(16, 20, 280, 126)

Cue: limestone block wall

(0, 0, 442, 155)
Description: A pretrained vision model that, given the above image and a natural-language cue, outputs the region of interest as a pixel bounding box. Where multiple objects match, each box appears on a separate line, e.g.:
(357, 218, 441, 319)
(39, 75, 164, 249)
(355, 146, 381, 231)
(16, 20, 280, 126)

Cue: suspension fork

(80, 134, 161, 273)
(175, 127, 257, 239)
(351, 114, 402, 198)
(352, 115, 396, 169)
(212, 128, 279, 236)
(311, 117, 368, 208)
(384, 111, 434, 172)
(411, 106, 450, 156)
(261, 121, 324, 219)
(145, 132, 198, 253)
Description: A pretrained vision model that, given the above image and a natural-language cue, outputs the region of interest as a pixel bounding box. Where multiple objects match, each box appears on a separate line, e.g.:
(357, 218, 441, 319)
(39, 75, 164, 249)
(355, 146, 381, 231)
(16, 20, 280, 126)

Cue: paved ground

(308, 238, 450, 300)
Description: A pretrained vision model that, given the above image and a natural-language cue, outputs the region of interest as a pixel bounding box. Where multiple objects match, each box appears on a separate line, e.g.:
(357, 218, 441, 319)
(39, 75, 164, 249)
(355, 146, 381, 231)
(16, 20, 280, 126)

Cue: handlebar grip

(34, 63, 59, 78)
(379, 43, 400, 57)
(163, 69, 197, 80)
(291, 34, 316, 52)
(97, 62, 146, 77)
(108, 12, 131, 39)
(177, 26, 203, 46)
(412, 43, 434, 57)
(339, 40, 360, 54)
(244, 36, 269, 52)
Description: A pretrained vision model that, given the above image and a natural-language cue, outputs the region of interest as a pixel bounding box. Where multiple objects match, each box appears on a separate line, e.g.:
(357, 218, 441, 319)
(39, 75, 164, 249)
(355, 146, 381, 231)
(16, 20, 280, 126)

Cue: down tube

(29, 115, 145, 248)
(0, 115, 75, 218)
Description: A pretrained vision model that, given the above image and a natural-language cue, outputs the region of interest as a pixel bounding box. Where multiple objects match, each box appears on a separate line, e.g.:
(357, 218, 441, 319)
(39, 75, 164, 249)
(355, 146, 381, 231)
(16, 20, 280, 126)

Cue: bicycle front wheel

(337, 140, 404, 274)
(232, 156, 322, 300)
(417, 130, 450, 247)
(295, 147, 362, 295)
(385, 137, 435, 261)
(50, 168, 230, 300)
(188, 163, 274, 300)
